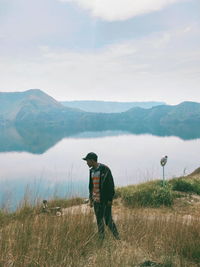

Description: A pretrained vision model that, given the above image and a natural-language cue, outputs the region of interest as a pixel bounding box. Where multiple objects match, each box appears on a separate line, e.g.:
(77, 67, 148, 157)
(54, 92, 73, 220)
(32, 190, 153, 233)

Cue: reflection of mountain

(1, 121, 200, 154)
(0, 125, 82, 154)
(1, 89, 200, 154)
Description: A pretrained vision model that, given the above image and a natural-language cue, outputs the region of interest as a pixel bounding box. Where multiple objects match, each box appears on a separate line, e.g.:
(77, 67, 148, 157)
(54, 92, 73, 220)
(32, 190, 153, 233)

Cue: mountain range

(61, 100, 165, 113)
(0, 89, 200, 153)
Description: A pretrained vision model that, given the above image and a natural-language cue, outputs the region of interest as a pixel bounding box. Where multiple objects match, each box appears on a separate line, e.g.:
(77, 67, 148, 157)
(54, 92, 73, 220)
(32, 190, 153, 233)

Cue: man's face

(86, 159, 94, 168)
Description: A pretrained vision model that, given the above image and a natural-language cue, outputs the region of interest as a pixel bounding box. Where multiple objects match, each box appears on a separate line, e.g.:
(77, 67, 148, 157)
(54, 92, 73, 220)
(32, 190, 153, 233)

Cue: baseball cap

(82, 152, 98, 161)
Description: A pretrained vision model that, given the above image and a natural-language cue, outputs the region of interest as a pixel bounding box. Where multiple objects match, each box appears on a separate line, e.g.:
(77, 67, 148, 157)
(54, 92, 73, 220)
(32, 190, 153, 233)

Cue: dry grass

(1, 174, 200, 266)
(0, 198, 200, 267)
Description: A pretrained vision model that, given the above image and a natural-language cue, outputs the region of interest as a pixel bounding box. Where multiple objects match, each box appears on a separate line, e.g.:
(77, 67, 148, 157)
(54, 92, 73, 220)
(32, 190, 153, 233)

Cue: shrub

(171, 178, 200, 195)
(192, 179, 200, 194)
(121, 182, 174, 208)
(152, 186, 174, 207)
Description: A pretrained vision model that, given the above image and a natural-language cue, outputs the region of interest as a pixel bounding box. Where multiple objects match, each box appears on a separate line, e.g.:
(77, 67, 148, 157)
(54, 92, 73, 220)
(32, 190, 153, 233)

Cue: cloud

(0, 24, 200, 104)
(59, 0, 187, 21)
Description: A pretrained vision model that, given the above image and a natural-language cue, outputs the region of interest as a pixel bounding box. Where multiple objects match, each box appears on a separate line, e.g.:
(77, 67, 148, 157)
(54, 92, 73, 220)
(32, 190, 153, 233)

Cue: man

(83, 152, 120, 240)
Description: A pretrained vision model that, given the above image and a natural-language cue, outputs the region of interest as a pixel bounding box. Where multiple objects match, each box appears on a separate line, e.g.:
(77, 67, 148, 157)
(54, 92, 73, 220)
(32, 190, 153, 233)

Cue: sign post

(160, 155, 168, 186)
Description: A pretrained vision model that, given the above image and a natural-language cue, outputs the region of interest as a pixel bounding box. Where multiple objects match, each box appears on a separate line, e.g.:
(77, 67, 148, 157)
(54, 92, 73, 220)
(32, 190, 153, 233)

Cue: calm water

(0, 131, 200, 210)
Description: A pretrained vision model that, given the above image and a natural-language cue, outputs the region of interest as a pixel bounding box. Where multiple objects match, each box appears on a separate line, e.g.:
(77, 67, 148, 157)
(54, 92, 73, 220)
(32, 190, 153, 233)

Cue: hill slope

(0, 89, 82, 126)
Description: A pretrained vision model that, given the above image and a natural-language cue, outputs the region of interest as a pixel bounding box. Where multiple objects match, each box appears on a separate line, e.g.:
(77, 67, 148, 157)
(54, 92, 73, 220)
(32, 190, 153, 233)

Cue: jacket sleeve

(89, 170, 93, 201)
(106, 168, 115, 201)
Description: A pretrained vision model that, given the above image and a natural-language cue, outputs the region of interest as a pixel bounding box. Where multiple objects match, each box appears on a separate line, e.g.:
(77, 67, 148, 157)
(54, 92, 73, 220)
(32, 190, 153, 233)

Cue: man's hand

(107, 201, 112, 206)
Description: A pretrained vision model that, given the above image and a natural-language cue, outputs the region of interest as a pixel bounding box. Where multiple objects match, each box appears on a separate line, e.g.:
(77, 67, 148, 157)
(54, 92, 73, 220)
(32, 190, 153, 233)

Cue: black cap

(82, 152, 98, 161)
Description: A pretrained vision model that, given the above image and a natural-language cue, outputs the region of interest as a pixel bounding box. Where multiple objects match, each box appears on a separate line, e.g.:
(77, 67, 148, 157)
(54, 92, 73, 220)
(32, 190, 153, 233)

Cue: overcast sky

(0, 0, 200, 104)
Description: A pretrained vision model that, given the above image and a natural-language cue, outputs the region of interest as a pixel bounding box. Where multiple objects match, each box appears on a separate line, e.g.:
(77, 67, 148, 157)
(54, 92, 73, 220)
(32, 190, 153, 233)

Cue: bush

(121, 182, 174, 208)
(152, 186, 174, 207)
(171, 178, 200, 195)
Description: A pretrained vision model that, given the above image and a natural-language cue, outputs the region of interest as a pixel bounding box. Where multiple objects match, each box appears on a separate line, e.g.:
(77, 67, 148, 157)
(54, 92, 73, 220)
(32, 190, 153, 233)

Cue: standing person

(83, 152, 120, 240)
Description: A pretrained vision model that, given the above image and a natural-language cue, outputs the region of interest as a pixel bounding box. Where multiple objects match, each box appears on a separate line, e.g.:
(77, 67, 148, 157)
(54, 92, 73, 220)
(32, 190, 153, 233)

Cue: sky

(0, 0, 200, 104)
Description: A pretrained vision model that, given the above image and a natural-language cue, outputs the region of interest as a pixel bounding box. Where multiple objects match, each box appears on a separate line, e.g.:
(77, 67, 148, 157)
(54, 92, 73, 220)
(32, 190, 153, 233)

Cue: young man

(83, 152, 120, 240)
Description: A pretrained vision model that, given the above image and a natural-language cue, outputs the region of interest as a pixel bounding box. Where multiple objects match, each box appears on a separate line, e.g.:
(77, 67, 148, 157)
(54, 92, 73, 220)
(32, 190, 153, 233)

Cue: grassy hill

(0, 171, 200, 266)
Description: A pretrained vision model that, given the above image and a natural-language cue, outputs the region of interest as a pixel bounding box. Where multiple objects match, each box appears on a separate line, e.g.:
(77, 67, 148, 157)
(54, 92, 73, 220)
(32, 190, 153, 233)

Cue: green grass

(116, 181, 175, 208)
(170, 177, 200, 195)
(116, 176, 200, 208)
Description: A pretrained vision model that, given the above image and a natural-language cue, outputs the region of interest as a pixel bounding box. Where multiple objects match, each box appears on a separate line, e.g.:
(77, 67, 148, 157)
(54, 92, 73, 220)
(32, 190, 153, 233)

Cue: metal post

(163, 166, 165, 186)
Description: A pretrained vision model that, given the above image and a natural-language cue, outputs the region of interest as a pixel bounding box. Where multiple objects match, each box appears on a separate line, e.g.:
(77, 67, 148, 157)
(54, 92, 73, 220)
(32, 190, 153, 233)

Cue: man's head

(82, 152, 98, 168)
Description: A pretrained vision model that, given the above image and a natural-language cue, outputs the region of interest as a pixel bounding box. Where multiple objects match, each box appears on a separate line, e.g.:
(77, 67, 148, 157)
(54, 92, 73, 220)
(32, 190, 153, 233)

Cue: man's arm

(106, 168, 115, 203)
(89, 170, 93, 206)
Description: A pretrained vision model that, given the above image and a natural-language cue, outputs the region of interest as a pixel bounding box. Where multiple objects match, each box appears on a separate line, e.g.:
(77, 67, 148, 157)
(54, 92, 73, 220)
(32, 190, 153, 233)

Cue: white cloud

(0, 25, 200, 104)
(59, 0, 188, 21)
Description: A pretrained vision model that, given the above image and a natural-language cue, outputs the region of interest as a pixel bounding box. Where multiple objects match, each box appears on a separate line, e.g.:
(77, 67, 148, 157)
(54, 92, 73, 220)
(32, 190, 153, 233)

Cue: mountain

(116, 102, 200, 139)
(122, 101, 200, 127)
(0, 89, 62, 120)
(1, 89, 200, 153)
(0, 89, 82, 126)
(70, 101, 200, 139)
(61, 100, 165, 113)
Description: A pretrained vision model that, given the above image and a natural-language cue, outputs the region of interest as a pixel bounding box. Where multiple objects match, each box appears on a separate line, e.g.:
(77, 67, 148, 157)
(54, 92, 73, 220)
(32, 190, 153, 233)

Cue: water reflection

(1, 122, 200, 154)
(0, 129, 200, 210)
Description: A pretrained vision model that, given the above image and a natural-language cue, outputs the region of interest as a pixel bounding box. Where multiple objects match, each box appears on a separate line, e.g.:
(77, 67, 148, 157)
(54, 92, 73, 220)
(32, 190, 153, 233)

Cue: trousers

(93, 202, 120, 240)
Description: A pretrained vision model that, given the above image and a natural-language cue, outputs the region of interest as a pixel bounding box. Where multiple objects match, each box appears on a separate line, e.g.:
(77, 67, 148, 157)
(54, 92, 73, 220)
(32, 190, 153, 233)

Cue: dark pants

(93, 202, 120, 240)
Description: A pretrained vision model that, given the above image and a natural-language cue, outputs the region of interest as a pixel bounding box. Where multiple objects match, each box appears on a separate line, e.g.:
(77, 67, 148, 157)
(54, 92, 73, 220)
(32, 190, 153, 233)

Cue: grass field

(0, 173, 200, 266)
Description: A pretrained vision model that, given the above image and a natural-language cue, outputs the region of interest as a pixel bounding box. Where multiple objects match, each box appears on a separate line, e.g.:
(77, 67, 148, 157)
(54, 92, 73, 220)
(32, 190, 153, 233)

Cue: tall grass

(0, 197, 200, 266)
(1, 174, 200, 266)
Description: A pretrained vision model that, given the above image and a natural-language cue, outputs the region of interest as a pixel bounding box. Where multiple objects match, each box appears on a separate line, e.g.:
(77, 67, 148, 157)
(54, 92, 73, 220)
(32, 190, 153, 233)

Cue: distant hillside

(121, 101, 200, 128)
(0, 89, 62, 119)
(1, 90, 200, 143)
(61, 100, 165, 113)
(116, 101, 200, 139)
(0, 89, 82, 126)
(71, 101, 200, 139)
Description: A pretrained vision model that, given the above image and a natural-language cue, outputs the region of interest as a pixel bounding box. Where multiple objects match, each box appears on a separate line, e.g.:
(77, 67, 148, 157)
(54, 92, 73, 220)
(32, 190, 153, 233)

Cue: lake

(0, 130, 200, 210)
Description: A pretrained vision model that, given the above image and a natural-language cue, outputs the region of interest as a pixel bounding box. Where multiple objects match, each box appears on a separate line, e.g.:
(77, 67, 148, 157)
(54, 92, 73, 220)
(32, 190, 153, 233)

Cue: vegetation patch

(116, 181, 174, 208)
(0, 176, 200, 266)
(170, 177, 200, 195)
(116, 175, 200, 208)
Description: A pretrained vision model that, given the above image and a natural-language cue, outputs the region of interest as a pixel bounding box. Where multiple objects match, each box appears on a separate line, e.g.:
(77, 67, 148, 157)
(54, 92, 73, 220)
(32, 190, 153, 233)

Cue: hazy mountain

(116, 102, 200, 139)
(1, 89, 200, 155)
(61, 100, 165, 113)
(0, 89, 61, 120)
(65, 101, 200, 139)
(121, 101, 200, 128)
(0, 89, 82, 126)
